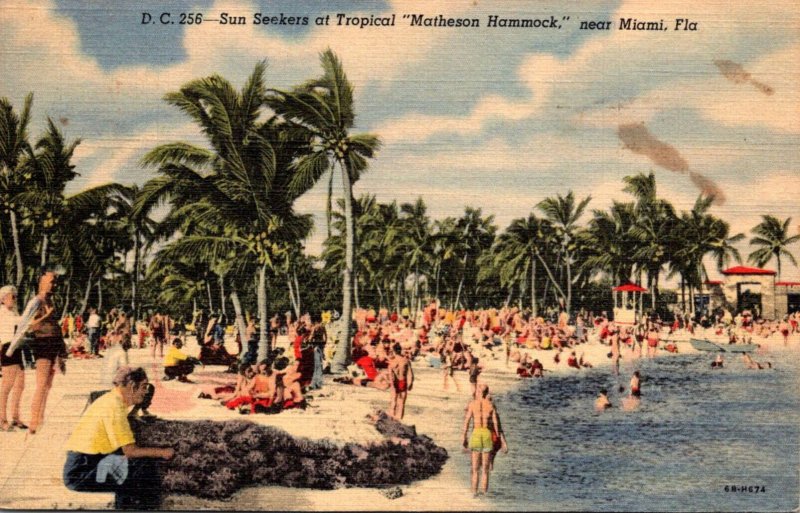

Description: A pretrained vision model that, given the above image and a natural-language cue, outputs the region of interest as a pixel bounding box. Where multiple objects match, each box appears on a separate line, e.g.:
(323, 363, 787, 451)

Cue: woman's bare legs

(29, 358, 56, 433)
(0, 365, 25, 427)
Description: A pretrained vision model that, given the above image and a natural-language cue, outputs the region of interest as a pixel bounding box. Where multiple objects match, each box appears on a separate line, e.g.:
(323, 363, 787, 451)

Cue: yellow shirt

(164, 345, 188, 367)
(65, 388, 135, 454)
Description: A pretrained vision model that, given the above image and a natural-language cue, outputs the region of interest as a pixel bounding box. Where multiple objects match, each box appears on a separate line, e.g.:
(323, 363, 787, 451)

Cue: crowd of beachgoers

(5, 287, 798, 433)
(2, 271, 798, 507)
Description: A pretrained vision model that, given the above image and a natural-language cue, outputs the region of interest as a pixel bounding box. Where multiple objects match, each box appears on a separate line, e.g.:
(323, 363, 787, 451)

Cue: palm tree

(453, 207, 496, 309)
(54, 183, 131, 316)
(0, 93, 34, 291)
(538, 191, 591, 314)
(672, 195, 743, 312)
(623, 173, 677, 310)
(109, 184, 158, 322)
(429, 217, 461, 303)
(21, 118, 81, 268)
(581, 201, 638, 285)
(268, 49, 381, 373)
(398, 198, 431, 313)
(491, 214, 550, 315)
(748, 215, 799, 280)
(140, 62, 313, 361)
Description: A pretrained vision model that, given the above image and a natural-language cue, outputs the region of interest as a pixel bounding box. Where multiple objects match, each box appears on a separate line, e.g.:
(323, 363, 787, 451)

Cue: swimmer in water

(594, 388, 612, 411)
(710, 354, 724, 369)
(742, 353, 771, 370)
(622, 371, 641, 411)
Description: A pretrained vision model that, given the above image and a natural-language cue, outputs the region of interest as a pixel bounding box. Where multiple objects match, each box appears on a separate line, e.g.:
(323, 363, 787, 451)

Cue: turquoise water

(467, 351, 800, 511)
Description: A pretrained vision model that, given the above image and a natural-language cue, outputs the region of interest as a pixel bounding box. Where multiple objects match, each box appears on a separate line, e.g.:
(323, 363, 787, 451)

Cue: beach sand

(0, 326, 794, 510)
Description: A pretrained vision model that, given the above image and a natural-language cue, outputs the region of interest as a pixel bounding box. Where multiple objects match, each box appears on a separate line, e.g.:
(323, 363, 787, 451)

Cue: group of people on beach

(0, 272, 65, 434)
(4, 266, 798, 508)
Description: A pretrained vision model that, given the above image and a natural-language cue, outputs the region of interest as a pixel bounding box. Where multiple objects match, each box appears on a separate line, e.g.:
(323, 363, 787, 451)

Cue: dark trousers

(88, 328, 100, 355)
(63, 450, 163, 510)
(164, 361, 194, 379)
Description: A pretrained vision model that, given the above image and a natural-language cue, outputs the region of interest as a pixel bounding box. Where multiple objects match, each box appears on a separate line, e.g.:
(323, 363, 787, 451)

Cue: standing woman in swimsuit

(1, 286, 37, 431)
(5, 271, 67, 434)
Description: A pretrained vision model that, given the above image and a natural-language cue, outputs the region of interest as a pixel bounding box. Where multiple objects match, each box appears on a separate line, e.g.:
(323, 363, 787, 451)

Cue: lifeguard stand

(612, 283, 648, 325)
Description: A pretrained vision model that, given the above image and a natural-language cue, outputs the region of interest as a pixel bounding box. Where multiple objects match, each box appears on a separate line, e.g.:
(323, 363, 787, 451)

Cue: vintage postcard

(0, 0, 798, 510)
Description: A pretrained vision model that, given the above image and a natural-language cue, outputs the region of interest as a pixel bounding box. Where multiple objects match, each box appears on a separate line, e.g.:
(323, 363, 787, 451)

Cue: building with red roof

(699, 266, 799, 319)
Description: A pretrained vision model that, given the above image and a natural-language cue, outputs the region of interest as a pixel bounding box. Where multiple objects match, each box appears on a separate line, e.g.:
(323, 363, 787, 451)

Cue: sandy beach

(0, 326, 795, 511)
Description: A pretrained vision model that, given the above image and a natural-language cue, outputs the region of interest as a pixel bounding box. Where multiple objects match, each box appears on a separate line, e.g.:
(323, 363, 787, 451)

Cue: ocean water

(465, 351, 800, 511)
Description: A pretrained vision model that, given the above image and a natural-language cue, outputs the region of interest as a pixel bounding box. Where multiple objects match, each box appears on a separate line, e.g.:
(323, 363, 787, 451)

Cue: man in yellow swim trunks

(462, 384, 503, 496)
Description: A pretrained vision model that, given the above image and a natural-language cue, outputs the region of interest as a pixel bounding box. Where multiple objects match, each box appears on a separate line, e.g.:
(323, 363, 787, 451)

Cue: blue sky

(1, 0, 798, 281)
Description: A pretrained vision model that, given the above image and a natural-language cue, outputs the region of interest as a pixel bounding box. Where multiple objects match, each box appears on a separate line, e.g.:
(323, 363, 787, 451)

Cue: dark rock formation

(131, 414, 447, 500)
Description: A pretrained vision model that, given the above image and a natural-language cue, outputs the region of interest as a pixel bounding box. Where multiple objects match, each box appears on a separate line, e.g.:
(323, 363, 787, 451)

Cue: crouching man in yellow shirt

(63, 366, 174, 510)
(163, 338, 201, 383)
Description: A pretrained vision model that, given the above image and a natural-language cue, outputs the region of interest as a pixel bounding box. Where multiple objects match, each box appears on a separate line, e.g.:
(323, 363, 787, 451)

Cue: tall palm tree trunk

(650, 268, 659, 310)
(454, 277, 465, 311)
(219, 277, 226, 317)
(287, 275, 300, 318)
(680, 275, 686, 313)
(77, 276, 93, 317)
(565, 253, 572, 315)
(206, 281, 214, 312)
(10, 210, 23, 288)
(257, 263, 269, 362)
(535, 251, 566, 304)
(354, 273, 361, 310)
(41, 233, 49, 268)
(229, 289, 247, 359)
(293, 270, 301, 315)
(61, 277, 71, 318)
(531, 253, 538, 316)
(376, 284, 384, 309)
(132, 233, 140, 321)
(332, 163, 355, 374)
(434, 263, 441, 302)
(395, 279, 401, 315)
(97, 280, 103, 313)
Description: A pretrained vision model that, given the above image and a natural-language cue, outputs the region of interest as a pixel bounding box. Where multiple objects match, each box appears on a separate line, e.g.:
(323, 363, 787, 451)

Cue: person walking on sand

(86, 306, 102, 356)
(388, 342, 413, 420)
(462, 384, 502, 496)
(5, 271, 68, 434)
(442, 349, 460, 392)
